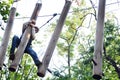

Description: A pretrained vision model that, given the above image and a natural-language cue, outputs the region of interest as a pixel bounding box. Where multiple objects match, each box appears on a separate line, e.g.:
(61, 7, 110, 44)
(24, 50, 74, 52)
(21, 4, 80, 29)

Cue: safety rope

(39, 13, 57, 29)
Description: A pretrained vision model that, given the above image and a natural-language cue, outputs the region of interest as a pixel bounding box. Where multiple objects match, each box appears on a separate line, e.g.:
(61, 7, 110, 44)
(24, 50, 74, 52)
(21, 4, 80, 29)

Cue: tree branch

(103, 45, 120, 78)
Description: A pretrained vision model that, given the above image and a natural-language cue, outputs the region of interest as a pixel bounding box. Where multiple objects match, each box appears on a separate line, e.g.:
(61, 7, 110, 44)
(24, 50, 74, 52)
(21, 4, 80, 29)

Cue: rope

(39, 13, 57, 29)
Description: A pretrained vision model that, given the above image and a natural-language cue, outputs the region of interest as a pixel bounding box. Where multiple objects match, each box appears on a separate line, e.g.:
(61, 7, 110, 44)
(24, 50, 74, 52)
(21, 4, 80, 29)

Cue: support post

(37, 0, 71, 77)
(93, 0, 106, 79)
(9, 3, 42, 72)
(0, 7, 16, 70)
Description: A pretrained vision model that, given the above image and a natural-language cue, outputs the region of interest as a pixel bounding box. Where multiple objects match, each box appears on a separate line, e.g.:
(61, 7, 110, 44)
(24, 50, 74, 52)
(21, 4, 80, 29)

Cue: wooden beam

(37, 0, 72, 77)
(0, 7, 16, 70)
(9, 3, 42, 72)
(93, 0, 106, 79)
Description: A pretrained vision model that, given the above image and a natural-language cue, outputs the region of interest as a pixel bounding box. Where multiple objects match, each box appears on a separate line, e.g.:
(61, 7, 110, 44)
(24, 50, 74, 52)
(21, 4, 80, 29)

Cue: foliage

(0, 0, 19, 23)
(0, 0, 12, 22)
(103, 19, 120, 79)
(0, 52, 40, 80)
(49, 18, 120, 80)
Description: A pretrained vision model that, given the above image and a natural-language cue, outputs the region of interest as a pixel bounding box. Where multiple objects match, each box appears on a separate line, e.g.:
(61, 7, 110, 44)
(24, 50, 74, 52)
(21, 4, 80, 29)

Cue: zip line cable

(15, 13, 61, 19)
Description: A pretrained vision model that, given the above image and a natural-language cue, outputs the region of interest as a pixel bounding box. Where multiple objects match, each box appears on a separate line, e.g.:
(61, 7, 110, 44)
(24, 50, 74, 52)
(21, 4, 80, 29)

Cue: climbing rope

(39, 13, 57, 29)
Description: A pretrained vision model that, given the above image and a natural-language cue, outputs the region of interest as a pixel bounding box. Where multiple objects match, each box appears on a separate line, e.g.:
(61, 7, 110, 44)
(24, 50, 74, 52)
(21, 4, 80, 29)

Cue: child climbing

(9, 20, 42, 69)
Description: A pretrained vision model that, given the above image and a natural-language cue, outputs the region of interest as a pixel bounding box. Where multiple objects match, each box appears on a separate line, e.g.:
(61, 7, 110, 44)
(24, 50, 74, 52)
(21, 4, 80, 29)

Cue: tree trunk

(93, 0, 106, 79)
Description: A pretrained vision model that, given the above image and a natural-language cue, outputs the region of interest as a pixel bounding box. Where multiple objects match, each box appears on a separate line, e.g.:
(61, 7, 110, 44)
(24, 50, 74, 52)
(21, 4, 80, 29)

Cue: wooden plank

(0, 7, 16, 70)
(37, 0, 72, 77)
(93, 0, 106, 79)
(9, 3, 42, 72)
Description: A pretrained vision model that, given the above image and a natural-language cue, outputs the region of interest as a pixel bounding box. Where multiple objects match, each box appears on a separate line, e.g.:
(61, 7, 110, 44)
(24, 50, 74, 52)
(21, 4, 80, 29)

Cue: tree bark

(93, 0, 106, 79)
